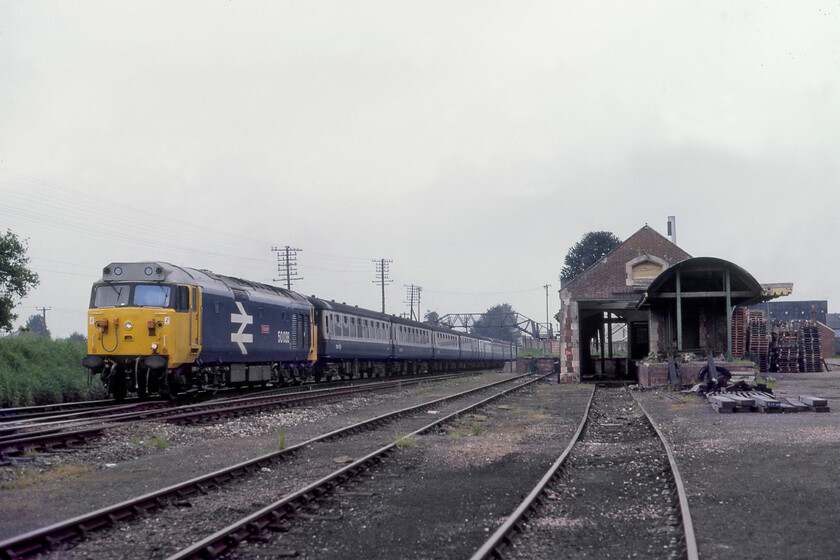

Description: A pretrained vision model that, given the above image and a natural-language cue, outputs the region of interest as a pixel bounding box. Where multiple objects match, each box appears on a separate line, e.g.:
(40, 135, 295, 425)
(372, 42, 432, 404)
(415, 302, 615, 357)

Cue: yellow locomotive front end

(83, 263, 201, 400)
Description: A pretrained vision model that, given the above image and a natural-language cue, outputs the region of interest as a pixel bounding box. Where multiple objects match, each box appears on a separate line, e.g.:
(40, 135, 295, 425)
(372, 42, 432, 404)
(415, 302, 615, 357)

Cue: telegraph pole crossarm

(373, 259, 393, 314)
(271, 246, 303, 290)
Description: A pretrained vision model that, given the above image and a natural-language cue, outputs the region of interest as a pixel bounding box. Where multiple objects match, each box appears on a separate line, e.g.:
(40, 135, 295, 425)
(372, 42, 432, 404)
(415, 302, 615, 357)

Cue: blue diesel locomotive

(82, 262, 512, 400)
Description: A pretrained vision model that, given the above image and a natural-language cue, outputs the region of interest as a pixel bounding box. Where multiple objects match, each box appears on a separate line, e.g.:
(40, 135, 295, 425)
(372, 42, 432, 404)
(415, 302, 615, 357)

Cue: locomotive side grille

(291, 313, 301, 350)
(289, 313, 310, 351)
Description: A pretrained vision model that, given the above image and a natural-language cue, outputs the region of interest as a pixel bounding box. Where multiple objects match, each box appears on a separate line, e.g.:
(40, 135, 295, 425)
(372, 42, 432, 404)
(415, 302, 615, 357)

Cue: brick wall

(560, 225, 692, 301)
(557, 225, 691, 374)
(819, 322, 836, 358)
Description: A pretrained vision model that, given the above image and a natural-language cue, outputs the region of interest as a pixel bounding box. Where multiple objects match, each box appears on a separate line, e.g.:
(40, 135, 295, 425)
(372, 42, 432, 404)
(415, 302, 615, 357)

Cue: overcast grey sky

(1, 1, 838, 338)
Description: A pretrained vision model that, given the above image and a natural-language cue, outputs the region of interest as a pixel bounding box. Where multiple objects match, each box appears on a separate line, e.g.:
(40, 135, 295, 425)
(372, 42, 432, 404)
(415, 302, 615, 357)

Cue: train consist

(82, 262, 512, 400)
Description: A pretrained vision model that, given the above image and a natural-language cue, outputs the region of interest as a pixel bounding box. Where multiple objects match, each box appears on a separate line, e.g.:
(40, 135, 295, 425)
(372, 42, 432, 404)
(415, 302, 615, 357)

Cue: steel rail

(165, 373, 554, 560)
(0, 398, 134, 419)
(0, 374, 462, 455)
(630, 390, 699, 560)
(0, 372, 464, 429)
(470, 384, 595, 560)
(0, 402, 158, 428)
(160, 376, 451, 424)
(471, 386, 699, 560)
(0, 373, 536, 560)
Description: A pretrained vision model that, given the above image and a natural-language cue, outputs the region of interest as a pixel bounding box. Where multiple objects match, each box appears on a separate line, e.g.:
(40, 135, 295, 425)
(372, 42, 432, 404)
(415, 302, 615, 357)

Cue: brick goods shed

(556, 225, 790, 385)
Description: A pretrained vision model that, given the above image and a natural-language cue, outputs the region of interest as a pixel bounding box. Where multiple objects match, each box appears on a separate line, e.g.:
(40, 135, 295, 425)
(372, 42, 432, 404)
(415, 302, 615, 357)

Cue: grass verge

(0, 336, 107, 407)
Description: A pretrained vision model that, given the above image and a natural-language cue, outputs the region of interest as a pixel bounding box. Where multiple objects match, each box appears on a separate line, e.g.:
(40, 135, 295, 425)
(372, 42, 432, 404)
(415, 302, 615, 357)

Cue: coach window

(343, 316, 349, 337)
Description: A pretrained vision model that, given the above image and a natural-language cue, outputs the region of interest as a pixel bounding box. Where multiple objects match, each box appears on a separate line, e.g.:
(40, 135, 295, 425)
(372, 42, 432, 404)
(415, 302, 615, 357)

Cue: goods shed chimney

(667, 216, 677, 245)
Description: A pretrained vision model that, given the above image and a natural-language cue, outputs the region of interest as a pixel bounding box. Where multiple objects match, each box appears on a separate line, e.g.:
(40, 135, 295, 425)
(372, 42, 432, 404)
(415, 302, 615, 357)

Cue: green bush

(0, 336, 107, 407)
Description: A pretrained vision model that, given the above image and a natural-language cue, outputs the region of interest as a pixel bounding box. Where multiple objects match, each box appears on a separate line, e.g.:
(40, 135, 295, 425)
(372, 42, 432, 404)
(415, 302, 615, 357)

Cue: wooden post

(599, 319, 606, 374)
(676, 269, 683, 351)
(725, 268, 733, 362)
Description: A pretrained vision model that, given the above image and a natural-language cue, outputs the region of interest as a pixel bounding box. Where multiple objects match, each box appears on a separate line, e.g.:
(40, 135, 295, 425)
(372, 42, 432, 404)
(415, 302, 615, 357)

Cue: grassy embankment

(0, 336, 106, 407)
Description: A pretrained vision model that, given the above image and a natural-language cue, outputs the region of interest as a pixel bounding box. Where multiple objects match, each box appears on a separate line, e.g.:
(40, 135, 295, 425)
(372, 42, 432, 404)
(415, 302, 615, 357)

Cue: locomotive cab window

(91, 283, 194, 310)
(134, 285, 171, 307)
(92, 283, 131, 307)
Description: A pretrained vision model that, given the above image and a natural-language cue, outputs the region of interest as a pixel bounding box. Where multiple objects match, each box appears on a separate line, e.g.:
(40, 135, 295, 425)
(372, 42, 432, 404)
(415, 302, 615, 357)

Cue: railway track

(1, 380, 697, 560)
(0, 372, 539, 559)
(473, 384, 698, 560)
(0, 373, 468, 456)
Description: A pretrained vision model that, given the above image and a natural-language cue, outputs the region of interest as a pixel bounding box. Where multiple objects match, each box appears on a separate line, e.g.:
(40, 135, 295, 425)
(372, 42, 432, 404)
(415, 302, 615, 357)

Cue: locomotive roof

(99, 262, 310, 305)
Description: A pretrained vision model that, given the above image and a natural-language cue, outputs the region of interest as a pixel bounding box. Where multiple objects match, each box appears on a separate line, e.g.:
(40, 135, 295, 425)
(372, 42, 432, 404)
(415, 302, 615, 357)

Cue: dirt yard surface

(228, 379, 593, 560)
(507, 385, 683, 560)
(2, 365, 838, 560)
(634, 361, 840, 560)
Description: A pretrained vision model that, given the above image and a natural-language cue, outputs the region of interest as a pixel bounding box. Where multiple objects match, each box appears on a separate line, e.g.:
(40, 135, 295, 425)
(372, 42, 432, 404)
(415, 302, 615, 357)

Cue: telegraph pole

(372, 259, 393, 313)
(36, 306, 50, 336)
(272, 246, 303, 289)
(404, 284, 423, 320)
(543, 284, 551, 339)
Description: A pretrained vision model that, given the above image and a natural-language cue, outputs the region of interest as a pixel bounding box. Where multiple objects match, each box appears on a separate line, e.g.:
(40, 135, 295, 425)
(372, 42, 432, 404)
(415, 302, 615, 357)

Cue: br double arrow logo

(230, 302, 253, 354)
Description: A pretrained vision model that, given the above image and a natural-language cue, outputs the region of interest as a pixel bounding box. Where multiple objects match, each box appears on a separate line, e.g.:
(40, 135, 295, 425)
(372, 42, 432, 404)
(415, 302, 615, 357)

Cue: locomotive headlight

(124, 321, 133, 330)
(151, 343, 159, 353)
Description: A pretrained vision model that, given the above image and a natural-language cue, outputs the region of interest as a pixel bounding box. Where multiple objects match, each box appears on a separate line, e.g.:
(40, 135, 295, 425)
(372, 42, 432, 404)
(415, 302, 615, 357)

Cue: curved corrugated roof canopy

(641, 257, 765, 307)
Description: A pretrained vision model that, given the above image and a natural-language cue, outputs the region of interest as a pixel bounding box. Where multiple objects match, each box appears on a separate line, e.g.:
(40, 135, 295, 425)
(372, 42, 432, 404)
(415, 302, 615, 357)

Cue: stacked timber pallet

(706, 391, 830, 413)
(797, 323, 822, 373)
(747, 310, 770, 372)
(731, 306, 748, 357)
(770, 323, 799, 373)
